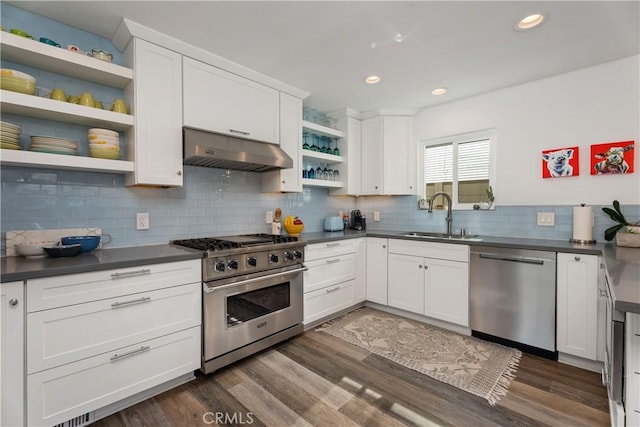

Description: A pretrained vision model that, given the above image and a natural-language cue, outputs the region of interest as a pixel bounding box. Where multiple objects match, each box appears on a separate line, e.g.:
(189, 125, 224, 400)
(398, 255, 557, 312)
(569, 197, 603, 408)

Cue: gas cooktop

(172, 233, 300, 252)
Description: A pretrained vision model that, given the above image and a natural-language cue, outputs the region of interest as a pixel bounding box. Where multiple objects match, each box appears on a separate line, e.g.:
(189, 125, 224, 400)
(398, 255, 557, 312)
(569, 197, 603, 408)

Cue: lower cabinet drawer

(304, 280, 354, 325)
(304, 253, 356, 293)
(27, 283, 201, 374)
(305, 240, 356, 261)
(27, 326, 201, 427)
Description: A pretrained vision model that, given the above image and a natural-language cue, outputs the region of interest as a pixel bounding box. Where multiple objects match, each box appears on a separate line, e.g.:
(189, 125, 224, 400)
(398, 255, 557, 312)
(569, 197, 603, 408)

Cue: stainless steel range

(172, 234, 306, 374)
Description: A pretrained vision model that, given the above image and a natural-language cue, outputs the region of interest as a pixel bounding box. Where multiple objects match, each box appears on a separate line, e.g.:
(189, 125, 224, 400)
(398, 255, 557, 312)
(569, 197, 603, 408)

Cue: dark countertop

(0, 244, 202, 282)
(303, 229, 639, 314)
(3, 230, 637, 313)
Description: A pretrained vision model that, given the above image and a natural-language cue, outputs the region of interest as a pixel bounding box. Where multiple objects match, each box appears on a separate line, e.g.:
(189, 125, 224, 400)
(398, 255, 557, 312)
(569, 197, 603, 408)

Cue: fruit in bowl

(284, 216, 304, 236)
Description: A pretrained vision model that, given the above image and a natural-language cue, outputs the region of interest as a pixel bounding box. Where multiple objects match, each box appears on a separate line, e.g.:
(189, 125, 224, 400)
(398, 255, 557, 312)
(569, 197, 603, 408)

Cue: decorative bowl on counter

(15, 242, 54, 258)
(43, 244, 82, 258)
(283, 223, 304, 236)
(60, 235, 100, 252)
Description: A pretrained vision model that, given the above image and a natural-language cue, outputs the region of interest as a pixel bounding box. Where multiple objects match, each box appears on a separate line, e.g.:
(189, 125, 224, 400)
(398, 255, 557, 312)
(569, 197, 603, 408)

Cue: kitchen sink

(400, 231, 483, 241)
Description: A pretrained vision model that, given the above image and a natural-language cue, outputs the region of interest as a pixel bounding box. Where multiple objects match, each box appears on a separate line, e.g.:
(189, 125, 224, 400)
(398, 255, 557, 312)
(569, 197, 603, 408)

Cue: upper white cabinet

(1, 281, 25, 427)
(328, 110, 361, 196)
(262, 93, 303, 192)
(556, 253, 599, 360)
(360, 115, 416, 195)
(0, 31, 135, 174)
(124, 38, 183, 186)
(183, 57, 280, 144)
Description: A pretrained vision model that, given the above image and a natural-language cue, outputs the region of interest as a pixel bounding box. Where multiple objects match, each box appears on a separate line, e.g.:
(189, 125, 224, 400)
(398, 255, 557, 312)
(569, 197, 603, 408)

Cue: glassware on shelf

(332, 138, 340, 156)
(307, 165, 315, 179)
(316, 166, 322, 180)
(323, 167, 329, 181)
(333, 169, 340, 181)
(302, 132, 310, 150)
(310, 135, 320, 152)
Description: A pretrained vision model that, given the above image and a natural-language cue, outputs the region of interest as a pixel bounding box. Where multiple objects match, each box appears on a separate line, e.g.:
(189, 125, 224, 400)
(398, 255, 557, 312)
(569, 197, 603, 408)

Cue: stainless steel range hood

(183, 128, 293, 172)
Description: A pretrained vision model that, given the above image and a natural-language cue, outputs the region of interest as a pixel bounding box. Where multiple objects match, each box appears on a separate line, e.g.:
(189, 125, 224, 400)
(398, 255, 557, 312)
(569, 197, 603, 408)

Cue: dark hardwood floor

(93, 329, 609, 427)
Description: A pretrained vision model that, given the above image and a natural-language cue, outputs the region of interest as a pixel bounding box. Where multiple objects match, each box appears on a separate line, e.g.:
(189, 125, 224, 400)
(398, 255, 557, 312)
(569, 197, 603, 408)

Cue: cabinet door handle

(599, 289, 607, 297)
(9, 298, 18, 307)
(111, 268, 151, 279)
(326, 243, 340, 248)
(326, 258, 340, 264)
(177, 170, 182, 176)
(326, 285, 341, 293)
(229, 129, 250, 136)
(574, 256, 581, 261)
(111, 296, 151, 308)
(382, 245, 386, 249)
(110, 345, 150, 362)
(418, 265, 423, 269)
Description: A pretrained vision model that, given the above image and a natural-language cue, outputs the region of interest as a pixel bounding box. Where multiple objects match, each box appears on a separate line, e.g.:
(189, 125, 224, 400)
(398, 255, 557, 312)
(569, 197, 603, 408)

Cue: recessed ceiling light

(515, 12, 547, 31)
(393, 32, 405, 43)
(431, 87, 447, 96)
(364, 75, 381, 84)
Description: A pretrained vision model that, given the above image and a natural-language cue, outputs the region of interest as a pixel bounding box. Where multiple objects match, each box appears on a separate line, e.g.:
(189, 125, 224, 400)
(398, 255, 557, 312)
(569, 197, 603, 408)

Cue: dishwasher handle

(477, 253, 545, 265)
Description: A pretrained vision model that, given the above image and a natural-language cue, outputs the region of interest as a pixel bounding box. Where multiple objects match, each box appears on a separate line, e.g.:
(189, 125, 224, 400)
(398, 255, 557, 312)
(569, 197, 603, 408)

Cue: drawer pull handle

(326, 286, 341, 293)
(326, 258, 340, 264)
(111, 268, 151, 279)
(326, 243, 340, 248)
(599, 289, 607, 297)
(635, 410, 640, 414)
(229, 129, 250, 136)
(110, 345, 150, 362)
(111, 296, 151, 308)
(574, 256, 581, 261)
(8, 298, 18, 307)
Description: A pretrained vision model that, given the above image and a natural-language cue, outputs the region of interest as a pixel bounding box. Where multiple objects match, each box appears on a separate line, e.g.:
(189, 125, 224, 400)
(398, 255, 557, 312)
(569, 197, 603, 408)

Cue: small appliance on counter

(349, 210, 366, 231)
(324, 216, 344, 232)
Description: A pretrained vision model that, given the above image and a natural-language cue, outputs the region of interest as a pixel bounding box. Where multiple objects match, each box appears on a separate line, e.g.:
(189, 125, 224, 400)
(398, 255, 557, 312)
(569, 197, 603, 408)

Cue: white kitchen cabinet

(366, 237, 388, 305)
(25, 260, 201, 427)
(261, 93, 303, 192)
(124, 38, 184, 186)
(353, 238, 367, 303)
(388, 253, 424, 314)
(1, 281, 25, 427)
(360, 115, 416, 195)
(0, 31, 135, 174)
(303, 239, 361, 325)
(626, 313, 640, 427)
(183, 57, 279, 144)
(596, 258, 607, 362)
(328, 110, 361, 196)
(556, 253, 599, 360)
(387, 239, 469, 327)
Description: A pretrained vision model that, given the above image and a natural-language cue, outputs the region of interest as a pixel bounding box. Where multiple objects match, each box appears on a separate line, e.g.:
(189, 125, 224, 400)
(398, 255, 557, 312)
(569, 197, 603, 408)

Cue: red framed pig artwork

(541, 146, 579, 178)
(591, 141, 635, 175)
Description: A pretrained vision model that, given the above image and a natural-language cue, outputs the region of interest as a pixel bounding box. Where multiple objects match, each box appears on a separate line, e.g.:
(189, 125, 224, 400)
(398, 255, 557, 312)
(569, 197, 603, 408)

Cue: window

(421, 129, 495, 209)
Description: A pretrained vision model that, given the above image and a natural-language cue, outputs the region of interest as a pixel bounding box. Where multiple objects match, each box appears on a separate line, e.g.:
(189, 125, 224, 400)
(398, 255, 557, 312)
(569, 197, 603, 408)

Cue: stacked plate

(88, 128, 120, 160)
(1, 121, 22, 150)
(1, 69, 36, 95)
(30, 136, 78, 155)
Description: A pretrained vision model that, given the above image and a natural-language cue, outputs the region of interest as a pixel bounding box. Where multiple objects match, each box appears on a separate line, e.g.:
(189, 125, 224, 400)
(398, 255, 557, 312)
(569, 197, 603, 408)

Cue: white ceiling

(8, 1, 639, 113)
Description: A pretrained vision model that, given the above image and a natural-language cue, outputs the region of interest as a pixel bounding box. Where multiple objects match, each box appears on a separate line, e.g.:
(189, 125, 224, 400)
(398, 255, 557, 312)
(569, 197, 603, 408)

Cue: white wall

(415, 55, 640, 205)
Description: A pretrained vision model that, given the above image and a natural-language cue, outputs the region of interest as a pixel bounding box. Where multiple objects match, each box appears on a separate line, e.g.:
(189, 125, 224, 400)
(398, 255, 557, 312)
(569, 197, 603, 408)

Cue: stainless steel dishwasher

(470, 246, 557, 359)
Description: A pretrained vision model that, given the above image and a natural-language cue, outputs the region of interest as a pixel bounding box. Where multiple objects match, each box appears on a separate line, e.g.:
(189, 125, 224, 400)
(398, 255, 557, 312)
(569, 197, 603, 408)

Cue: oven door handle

(203, 267, 308, 293)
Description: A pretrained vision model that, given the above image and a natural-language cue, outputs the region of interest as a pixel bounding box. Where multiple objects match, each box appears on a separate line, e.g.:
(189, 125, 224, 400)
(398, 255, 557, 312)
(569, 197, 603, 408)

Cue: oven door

(202, 266, 305, 362)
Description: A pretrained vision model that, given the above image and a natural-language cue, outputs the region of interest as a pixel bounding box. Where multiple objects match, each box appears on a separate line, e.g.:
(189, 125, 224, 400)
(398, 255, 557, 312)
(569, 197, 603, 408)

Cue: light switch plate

(373, 211, 381, 221)
(537, 212, 555, 226)
(265, 211, 273, 224)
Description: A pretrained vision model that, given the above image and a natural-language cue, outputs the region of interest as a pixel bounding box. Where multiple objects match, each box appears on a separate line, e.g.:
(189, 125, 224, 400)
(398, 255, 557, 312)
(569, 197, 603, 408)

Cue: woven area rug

(316, 307, 522, 405)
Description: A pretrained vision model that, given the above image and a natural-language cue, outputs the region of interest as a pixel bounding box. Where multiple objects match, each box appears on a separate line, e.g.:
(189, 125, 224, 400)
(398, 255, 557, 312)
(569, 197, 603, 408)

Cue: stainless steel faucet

(427, 192, 453, 236)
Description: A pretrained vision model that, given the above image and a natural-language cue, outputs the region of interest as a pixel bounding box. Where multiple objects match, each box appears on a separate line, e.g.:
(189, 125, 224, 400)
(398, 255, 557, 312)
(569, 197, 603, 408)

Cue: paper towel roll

(573, 205, 594, 242)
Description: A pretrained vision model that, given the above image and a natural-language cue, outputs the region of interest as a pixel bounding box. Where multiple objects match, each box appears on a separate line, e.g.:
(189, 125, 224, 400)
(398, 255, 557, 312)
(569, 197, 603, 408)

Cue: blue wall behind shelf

(2, 4, 638, 256)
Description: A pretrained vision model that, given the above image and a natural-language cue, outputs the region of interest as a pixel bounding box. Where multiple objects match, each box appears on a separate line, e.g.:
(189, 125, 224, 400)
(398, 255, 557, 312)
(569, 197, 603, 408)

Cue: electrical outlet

(338, 210, 344, 218)
(136, 213, 150, 230)
(373, 211, 381, 222)
(537, 212, 555, 226)
(265, 211, 273, 224)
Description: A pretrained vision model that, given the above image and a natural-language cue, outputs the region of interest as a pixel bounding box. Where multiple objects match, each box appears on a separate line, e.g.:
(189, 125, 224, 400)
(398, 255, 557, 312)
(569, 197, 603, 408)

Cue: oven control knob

(214, 261, 226, 272)
(283, 251, 293, 261)
(227, 260, 239, 270)
(292, 250, 303, 259)
(269, 253, 279, 263)
(247, 257, 257, 267)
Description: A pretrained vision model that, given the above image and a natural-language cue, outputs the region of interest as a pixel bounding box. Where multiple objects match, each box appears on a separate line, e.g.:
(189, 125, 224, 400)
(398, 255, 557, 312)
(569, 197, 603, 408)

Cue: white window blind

(458, 139, 490, 181)
(424, 144, 453, 183)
